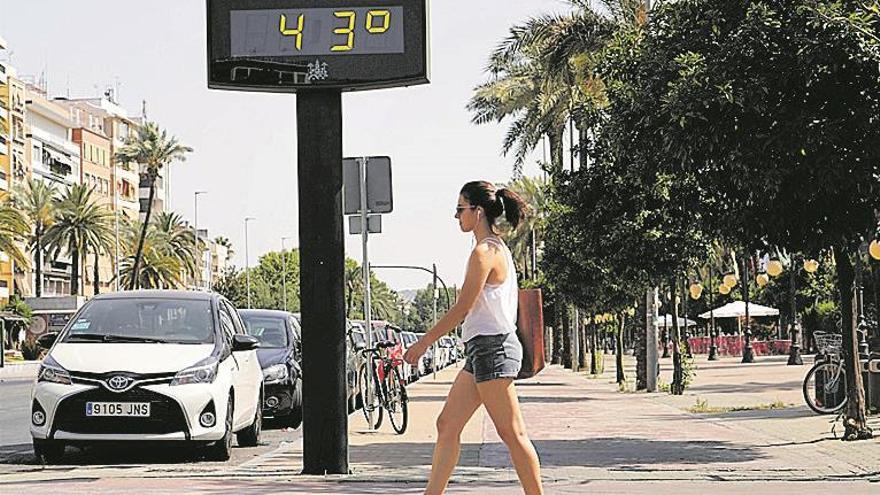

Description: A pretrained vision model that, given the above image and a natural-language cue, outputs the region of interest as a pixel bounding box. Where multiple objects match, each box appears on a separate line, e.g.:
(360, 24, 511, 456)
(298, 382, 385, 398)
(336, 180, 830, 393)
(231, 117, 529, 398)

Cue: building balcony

(0, 135, 8, 155)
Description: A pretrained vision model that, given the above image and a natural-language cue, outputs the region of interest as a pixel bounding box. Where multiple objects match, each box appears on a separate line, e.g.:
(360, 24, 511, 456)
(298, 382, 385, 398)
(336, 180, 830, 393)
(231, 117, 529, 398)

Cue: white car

(30, 291, 263, 463)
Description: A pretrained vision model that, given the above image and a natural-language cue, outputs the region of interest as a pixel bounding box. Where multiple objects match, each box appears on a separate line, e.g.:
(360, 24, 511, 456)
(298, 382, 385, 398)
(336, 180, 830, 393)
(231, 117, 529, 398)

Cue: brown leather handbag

(516, 288, 546, 379)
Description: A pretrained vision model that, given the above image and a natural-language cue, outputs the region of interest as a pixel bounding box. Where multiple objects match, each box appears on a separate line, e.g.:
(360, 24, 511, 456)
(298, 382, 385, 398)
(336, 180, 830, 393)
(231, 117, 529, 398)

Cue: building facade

(25, 85, 81, 297)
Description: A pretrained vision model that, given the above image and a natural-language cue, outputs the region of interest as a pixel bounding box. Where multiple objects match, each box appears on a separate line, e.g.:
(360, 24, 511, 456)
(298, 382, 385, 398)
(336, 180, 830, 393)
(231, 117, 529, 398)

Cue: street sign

(349, 215, 382, 234)
(343, 156, 393, 214)
(207, 0, 430, 93)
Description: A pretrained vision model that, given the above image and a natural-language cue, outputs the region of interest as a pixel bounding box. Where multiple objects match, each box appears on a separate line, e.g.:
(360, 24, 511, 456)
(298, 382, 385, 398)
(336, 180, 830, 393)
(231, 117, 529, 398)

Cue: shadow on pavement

(407, 395, 594, 404)
(345, 437, 765, 469)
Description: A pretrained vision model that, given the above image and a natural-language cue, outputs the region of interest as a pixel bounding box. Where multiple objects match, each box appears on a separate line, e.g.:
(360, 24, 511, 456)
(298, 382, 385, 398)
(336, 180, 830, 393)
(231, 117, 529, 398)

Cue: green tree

(43, 184, 113, 296)
(152, 212, 202, 281)
(254, 249, 301, 312)
(602, 0, 880, 437)
(0, 198, 30, 271)
(13, 178, 55, 297)
(116, 122, 192, 289)
(117, 218, 183, 290)
(212, 266, 274, 309)
(401, 283, 457, 333)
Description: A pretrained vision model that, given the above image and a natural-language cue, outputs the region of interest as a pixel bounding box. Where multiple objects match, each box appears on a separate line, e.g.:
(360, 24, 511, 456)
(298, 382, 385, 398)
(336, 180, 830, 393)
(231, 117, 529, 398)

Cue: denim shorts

(463, 332, 522, 383)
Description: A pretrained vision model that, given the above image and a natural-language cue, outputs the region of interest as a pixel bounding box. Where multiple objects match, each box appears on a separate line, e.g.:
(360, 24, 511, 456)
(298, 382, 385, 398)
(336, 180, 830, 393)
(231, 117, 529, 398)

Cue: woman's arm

(404, 242, 495, 365)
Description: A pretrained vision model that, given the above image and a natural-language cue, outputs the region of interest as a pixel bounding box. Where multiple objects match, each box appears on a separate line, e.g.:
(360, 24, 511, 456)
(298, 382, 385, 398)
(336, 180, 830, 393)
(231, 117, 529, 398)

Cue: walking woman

(404, 181, 544, 495)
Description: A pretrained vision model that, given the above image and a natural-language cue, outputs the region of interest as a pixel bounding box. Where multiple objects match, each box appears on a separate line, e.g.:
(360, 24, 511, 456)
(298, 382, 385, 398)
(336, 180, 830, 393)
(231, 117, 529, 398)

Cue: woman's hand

(404, 339, 429, 366)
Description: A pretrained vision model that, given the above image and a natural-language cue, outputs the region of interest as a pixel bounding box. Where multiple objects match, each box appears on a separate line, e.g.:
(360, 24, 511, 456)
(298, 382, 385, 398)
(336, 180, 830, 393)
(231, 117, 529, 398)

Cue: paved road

(0, 376, 303, 468)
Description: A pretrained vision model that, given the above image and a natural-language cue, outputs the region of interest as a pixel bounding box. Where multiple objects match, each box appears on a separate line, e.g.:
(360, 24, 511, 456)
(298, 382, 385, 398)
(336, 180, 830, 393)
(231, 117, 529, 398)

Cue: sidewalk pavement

(2, 355, 879, 494)
(0, 361, 39, 380)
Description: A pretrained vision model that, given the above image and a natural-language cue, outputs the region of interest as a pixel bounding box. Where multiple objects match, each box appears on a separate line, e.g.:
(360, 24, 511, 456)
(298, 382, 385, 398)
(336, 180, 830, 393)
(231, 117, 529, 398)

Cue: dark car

(239, 309, 302, 428)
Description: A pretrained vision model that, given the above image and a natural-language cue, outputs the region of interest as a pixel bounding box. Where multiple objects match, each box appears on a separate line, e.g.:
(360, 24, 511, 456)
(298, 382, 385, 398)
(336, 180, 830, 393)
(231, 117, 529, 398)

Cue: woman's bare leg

(476, 378, 543, 495)
(424, 370, 483, 495)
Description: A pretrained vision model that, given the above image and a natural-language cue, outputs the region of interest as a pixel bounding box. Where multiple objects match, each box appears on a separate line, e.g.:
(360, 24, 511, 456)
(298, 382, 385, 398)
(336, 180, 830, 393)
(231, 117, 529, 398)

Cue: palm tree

(13, 178, 55, 296)
(116, 122, 192, 289)
(506, 175, 550, 279)
(153, 211, 201, 281)
(117, 219, 182, 290)
(0, 199, 30, 270)
(44, 184, 113, 296)
(213, 236, 234, 262)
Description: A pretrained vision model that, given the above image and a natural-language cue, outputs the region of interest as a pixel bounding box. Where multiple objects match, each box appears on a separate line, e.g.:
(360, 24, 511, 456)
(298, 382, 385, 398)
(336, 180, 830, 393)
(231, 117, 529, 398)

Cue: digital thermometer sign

(208, 0, 429, 92)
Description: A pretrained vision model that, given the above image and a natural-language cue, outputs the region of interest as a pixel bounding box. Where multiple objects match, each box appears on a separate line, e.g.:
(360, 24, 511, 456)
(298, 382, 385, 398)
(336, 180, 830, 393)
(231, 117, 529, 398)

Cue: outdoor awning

(656, 314, 697, 328)
(698, 301, 780, 319)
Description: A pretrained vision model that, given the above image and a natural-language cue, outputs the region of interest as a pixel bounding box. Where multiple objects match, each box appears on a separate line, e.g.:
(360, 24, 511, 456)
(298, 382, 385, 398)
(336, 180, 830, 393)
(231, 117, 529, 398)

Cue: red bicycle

(359, 340, 409, 434)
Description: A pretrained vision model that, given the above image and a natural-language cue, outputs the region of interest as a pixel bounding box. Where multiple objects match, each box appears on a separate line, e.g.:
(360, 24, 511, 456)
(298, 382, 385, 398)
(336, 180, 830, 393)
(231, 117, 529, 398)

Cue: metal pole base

(741, 346, 755, 363)
(707, 345, 719, 361)
(787, 344, 803, 365)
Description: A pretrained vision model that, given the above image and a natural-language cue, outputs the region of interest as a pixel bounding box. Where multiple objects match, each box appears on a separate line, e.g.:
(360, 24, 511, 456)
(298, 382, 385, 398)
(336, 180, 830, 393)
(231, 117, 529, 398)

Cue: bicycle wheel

(803, 361, 847, 414)
(385, 366, 409, 434)
(360, 362, 384, 429)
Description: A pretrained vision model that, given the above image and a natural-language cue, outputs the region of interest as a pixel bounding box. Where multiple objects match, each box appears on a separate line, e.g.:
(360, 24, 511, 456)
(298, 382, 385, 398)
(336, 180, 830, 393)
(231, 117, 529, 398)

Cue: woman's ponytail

(496, 188, 529, 229)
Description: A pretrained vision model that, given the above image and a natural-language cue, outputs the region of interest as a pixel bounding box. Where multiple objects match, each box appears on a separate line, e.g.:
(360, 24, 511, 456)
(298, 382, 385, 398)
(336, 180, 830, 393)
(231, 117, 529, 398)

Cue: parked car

(400, 331, 421, 383)
(30, 291, 263, 463)
(294, 313, 364, 414)
(239, 309, 302, 428)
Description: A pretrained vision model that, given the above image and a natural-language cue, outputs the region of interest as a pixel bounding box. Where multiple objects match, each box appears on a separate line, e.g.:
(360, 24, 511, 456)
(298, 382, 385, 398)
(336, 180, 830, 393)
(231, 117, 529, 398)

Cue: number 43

(280, 10, 391, 52)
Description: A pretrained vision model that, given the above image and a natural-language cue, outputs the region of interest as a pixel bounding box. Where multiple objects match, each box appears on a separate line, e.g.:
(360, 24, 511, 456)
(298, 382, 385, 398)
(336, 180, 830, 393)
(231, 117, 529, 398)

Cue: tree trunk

(547, 128, 564, 175)
(552, 303, 564, 365)
(562, 305, 572, 369)
(616, 314, 626, 384)
(34, 229, 43, 297)
(832, 245, 873, 441)
(670, 275, 684, 395)
(93, 251, 100, 295)
(130, 181, 156, 290)
(70, 248, 80, 296)
(578, 125, 590, 170)
(635, 297, 647, 390)
(580, 322, 589, 369)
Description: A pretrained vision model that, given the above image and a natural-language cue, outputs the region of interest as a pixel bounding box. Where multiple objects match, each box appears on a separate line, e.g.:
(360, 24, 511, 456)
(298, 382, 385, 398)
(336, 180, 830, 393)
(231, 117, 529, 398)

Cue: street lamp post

(787, 254, 804, 365)
(244, 217, 255, 308)
(194, 191, 207, 290)
(856, 241, 870, 358)
(741, 254, 755, 363)
(707, 268, 719, 361)
(281, 236, 293, 311)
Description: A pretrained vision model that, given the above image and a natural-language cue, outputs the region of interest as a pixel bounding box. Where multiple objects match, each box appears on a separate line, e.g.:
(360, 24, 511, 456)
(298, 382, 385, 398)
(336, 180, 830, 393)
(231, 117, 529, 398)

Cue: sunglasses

(455, 205, 477, 216)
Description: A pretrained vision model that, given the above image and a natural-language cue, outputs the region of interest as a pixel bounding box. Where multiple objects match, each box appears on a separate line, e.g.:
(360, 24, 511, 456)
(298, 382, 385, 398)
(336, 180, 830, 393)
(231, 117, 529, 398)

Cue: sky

(0, 0, 574, 292)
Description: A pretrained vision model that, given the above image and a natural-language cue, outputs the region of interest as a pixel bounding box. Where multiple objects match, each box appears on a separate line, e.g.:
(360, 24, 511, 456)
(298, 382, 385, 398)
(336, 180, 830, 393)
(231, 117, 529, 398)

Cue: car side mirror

(37, 333, 58, 349)
(232, 334, 260, 352)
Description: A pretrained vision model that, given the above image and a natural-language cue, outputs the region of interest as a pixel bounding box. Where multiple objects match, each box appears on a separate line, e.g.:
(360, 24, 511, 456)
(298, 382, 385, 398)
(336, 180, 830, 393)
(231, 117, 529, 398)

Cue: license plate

(85, 402, 151, 417)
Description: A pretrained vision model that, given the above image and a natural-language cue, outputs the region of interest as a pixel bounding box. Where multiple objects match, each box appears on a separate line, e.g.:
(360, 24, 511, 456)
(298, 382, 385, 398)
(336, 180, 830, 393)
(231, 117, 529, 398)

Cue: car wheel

(33, 439, 65, 464)
(288, 378, 303, 428)
(237, 393, 263, 447)
(205, 396, 234, 461)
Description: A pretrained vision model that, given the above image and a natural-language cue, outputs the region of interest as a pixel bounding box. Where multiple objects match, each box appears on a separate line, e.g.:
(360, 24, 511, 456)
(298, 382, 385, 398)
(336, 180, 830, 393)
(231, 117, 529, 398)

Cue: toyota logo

(106, 375, 131, 392)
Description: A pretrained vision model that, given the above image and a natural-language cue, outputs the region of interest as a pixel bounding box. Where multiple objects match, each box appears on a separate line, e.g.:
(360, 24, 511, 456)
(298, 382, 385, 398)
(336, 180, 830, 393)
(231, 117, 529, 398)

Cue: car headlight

(171, 357, 219, 386)
(262, 364, 288, 384)
(38, 356, 72, 385)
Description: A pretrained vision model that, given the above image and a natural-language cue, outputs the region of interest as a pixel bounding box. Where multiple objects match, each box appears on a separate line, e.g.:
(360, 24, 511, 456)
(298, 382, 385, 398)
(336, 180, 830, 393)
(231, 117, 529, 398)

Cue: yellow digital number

(366, 10, 390, 34)
(331, 11, 356, 52)
(279, 14, 304, 50)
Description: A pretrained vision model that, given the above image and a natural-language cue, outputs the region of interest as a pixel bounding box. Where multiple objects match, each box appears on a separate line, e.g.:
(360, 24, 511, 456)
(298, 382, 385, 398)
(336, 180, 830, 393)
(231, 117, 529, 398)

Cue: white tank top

(461, 237, 518, 342)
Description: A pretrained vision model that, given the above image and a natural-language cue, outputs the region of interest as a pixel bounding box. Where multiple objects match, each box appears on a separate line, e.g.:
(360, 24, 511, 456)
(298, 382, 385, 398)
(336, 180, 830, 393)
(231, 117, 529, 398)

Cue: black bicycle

(359, 340, 409, 434)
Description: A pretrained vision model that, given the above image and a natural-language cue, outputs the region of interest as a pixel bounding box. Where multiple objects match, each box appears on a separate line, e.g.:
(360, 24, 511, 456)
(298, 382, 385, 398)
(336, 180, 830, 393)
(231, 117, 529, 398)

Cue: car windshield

(241, 315, 288, 348)
(63, 298, 214, 344)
